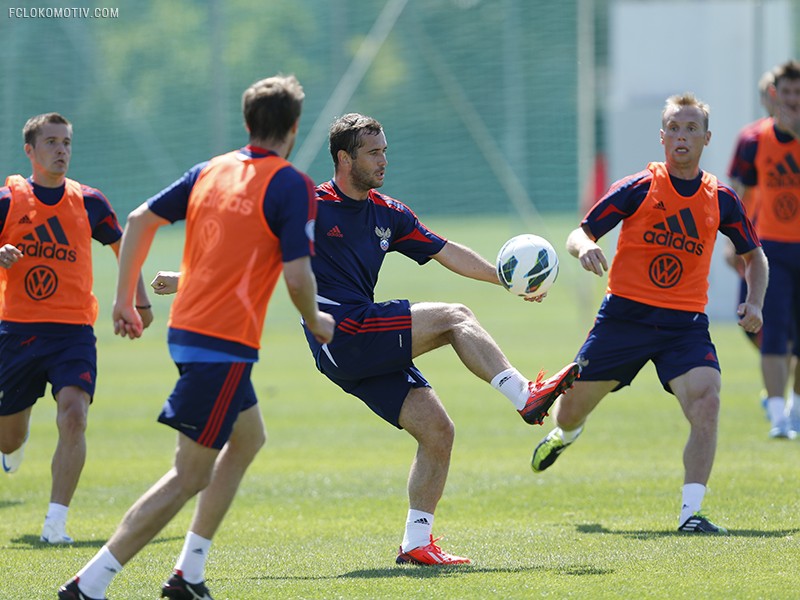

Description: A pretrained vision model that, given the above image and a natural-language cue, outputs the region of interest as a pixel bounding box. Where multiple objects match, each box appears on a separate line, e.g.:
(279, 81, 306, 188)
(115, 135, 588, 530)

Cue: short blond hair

(662, 93, 709, 131)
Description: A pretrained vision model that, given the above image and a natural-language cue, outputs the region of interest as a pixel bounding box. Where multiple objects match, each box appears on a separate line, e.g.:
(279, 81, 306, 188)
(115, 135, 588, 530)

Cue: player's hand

(151, 271, 180, 295)
(137, 305, 154, 329)
(737, 302, 763, 335)
(112, 302, 144, 339)
(578, 245, 608, 276)
(0, 244, 23, 269)
(524, 291, 548, 303)
(307, 311, 335, 344)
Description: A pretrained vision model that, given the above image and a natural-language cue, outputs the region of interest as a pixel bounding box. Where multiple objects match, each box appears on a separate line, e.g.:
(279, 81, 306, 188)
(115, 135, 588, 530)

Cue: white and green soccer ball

(496, 233, 559, 298)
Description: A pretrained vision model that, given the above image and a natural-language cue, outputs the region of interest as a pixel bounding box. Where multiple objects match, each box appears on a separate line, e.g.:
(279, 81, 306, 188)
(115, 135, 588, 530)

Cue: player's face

(659, 106, 710, 169)
(349, 131, 387, 192)
(773, 77, 800, 129)
(25, 123, 72, 185)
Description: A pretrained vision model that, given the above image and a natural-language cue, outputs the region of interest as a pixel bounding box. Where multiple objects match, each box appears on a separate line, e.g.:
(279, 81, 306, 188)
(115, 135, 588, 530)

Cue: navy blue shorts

(0, 327, 96, 416)
(760, 240, 800, 357)
(158, 362, 257, 449)
(314, 299, 429, 428)
(576, 303, 720, 394)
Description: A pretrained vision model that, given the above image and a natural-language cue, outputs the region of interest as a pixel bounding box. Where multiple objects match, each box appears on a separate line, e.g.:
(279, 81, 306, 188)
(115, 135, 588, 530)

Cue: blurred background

(1, 0, 798, 314)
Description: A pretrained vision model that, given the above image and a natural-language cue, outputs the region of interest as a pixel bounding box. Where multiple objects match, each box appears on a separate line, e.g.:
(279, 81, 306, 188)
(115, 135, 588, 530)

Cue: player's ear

(337, 149, 350, 166)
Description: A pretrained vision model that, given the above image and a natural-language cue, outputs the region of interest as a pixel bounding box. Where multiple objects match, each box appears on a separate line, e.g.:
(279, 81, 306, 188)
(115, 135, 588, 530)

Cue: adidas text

(18, 241, 77, 262)
(642, 230, 704, 256)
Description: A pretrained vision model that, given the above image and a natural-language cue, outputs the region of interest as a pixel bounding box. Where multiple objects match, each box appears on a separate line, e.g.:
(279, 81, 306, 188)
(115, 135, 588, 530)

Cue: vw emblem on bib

(25, 265, 58, 300)
(649, 253, 683, 289)
(773, 192, 798, 222)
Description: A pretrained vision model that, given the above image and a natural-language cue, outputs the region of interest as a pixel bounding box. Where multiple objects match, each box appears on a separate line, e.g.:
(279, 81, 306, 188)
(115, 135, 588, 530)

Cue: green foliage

(2, 216, 799, 599)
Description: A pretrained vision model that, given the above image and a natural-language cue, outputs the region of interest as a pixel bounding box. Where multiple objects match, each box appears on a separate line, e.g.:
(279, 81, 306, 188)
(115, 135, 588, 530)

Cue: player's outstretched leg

(531, 426, 583, 472)
(396, 535, 471, 566)
(518, 362, 579, 425)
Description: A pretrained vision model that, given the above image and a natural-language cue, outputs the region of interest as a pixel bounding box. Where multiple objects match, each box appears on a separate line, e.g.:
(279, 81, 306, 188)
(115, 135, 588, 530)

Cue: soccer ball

(496, 234, 559, 298)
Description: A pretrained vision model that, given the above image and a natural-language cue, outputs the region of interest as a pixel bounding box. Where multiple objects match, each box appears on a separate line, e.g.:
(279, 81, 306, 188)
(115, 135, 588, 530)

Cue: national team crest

(375, 226, 391, 252)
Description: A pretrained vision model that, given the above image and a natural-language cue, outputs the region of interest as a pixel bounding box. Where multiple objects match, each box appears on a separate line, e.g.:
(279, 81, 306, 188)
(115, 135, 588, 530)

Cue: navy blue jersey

(147, 145, 314, 263)
(312, 180, 447, 305)
(0, 178, 122, 245)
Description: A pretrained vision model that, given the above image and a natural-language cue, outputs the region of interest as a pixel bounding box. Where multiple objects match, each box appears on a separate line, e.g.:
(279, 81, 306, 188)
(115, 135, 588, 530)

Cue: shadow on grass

(7, 534, 183, 549)
(0, 499, 24, 510)
(250, 564, 615, 581)
(576, 523, 800, 538)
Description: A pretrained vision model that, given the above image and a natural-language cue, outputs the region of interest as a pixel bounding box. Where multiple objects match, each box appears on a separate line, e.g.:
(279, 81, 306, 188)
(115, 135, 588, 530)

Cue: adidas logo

(79, 371, 93, 384)
(413, 517, 430, 525)
(327, 225, 343, 238)
(18, 214, 32, 224)
(18, 216, 77, 262)
(653, 200, 666, 211)
(192, 548, 205, 555)
(644, 208, 704, 256)
(769, 152, 800, 187)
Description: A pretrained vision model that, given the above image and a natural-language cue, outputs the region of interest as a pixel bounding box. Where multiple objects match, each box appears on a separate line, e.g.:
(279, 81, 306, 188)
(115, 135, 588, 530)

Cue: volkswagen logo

(24, 265, 58, 300)
(649, 253, 683, 288)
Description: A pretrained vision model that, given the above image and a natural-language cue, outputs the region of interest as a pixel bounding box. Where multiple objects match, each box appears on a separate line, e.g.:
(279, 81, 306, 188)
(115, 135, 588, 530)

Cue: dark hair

(328, 113, 383, 166)
(773, 59, 800, 87)
(242, 74, 304, 142)
(23, 113, 71, 146)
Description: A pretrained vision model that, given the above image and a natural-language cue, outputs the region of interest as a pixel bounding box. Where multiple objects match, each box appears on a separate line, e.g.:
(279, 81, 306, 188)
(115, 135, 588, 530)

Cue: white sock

(45, 502, 69, 526)
(402, 509, 434, 552)
(766, 396, 786, 426)
(175, 531, 212, 584)
(556, 425, 583, 444)
(491, 368, 529, 410)
(679, 483, 706, 525)
(74, 545, 123, 598)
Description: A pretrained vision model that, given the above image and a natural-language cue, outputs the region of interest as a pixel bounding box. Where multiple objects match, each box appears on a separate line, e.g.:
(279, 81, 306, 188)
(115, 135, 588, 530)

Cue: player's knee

(411, 411, 454, 456)
(0, 433, 25, 454)
(449, 303, 476, 324)
(56, 403, 88, 438)
(687, 390, 720, 425)
(174, 466, 214, 497)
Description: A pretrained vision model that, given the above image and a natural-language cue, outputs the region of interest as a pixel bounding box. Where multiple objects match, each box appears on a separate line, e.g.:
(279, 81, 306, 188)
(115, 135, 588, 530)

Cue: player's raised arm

(431, 240, 499, 285)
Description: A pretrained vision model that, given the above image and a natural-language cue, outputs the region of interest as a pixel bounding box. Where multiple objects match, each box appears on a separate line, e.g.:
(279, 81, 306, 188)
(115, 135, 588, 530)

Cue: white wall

(608, 0, 793, 319)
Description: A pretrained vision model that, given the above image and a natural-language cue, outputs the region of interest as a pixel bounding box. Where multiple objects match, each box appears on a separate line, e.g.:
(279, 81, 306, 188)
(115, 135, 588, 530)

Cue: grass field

(2, 215, 799, 599)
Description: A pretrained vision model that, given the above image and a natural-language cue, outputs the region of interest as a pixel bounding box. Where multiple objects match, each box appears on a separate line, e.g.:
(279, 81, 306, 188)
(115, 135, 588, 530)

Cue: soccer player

(530, 93, 768, 533)
(303, 113, 579, 565)
(726, 67, 775, 350)
(727, 59, 800, 439)
(0, 113, 153, 545)
(58, 75, 334, 600)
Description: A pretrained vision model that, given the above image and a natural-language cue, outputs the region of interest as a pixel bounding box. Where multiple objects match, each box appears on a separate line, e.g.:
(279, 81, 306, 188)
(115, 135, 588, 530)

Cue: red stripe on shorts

(198, 362, 245, 447)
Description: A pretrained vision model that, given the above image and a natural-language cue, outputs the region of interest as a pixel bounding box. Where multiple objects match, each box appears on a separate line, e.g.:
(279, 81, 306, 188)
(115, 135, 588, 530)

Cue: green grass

(2, 215, 800, 599)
